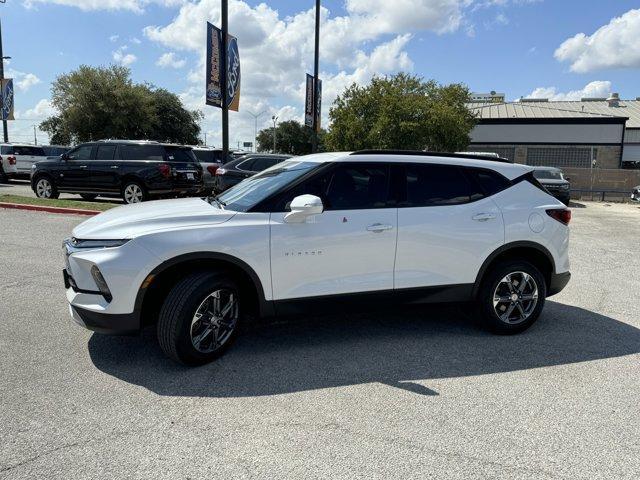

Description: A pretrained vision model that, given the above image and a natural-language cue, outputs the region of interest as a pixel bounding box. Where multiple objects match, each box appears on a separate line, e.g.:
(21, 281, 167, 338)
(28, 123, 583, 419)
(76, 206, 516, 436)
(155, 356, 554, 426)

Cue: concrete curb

(0, 202, 101, 216)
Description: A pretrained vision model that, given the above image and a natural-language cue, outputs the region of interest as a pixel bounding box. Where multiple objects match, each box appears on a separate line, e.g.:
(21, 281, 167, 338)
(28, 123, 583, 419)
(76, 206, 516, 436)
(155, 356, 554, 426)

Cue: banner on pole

(304, 74, 322, 131)
(1, 78, 14, 121)
(206, 22, 241, 111)
(304, 74, 314, 128)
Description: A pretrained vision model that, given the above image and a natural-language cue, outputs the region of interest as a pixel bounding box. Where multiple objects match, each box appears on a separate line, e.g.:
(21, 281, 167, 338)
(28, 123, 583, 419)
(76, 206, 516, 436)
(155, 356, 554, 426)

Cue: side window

(96, 145, 117, 160)
(467, 168, 511, 197)
(119, 144, 164, 161)
(0, 146, 12, 155)
(251, 157, 280, 172)
(274, 163, 390, 211)
(31, 147, 46, 156)
(68, 145, 94, 161)
(237, 159, 256, 171)
(401, 163, 482, 207)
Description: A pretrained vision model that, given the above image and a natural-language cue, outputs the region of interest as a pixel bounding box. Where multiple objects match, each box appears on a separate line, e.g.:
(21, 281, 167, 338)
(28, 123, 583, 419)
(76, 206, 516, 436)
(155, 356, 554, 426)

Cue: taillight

(8, 156, 16, 165)
(215, 168, 227, 176)
(158, 163, 171, 178)
(546, 208, 571, 225)
(207, 165, 219, 175)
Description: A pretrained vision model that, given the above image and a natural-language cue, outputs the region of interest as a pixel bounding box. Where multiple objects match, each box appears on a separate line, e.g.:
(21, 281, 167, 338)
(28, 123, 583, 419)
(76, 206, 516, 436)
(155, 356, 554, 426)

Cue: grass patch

(0, 194, 117, 212)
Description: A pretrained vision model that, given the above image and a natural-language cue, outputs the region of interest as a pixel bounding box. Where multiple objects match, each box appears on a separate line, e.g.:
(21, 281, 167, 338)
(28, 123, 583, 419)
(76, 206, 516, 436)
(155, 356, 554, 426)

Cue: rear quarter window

(164, 147, 197, 163)
(119, 144, 165, 161)
(466, 168, 511, 197)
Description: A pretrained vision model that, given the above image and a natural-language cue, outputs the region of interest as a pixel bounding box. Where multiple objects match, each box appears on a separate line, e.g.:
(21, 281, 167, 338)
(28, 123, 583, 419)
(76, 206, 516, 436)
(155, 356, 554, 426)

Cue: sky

(2, 0, 640, 146)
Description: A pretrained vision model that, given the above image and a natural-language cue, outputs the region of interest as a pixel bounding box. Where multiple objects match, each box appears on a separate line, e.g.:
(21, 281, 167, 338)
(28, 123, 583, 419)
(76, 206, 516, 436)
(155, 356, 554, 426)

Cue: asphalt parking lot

(1, 201, 639, 479)
(0, 179, 123, 204)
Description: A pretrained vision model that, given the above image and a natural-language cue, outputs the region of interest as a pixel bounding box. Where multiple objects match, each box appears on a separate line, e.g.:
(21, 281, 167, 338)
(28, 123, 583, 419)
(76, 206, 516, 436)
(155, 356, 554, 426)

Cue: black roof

(350, 149, 512, 164)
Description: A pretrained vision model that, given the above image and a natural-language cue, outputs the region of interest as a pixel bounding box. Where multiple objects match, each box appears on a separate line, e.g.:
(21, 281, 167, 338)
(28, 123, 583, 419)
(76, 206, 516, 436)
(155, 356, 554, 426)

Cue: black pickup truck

(31, 140, 203, 204)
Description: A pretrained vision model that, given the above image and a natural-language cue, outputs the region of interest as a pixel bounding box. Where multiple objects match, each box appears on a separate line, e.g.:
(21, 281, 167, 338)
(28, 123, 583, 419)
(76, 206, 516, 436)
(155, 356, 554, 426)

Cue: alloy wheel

(36, 178, 53, 198)
(492, 271, 538, 325)
(190, 289, 239, 353)
(123, 184, 143, 203)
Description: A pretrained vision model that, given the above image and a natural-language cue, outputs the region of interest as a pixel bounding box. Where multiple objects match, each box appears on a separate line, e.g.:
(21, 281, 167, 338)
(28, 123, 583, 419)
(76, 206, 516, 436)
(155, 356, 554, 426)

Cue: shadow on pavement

(88, 301, 640, 397)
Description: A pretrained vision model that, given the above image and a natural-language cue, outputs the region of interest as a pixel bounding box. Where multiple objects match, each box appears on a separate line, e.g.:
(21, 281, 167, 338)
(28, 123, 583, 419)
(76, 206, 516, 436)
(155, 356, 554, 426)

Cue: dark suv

(31, 140, 203, 204)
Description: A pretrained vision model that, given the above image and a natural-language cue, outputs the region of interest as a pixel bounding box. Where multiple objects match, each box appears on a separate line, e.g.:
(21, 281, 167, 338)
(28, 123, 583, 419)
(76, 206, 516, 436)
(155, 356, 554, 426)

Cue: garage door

(622, 145, 640, 162)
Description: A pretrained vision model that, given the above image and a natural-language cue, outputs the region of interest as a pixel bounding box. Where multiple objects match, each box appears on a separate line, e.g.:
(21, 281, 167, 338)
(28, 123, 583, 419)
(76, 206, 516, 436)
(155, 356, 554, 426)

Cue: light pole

(0, 19, 10, 143)
(311, 0, 320, 153)
(271, 115, 278, 153)
(247, 110, 265, 152)
(221, 0, 229, 160)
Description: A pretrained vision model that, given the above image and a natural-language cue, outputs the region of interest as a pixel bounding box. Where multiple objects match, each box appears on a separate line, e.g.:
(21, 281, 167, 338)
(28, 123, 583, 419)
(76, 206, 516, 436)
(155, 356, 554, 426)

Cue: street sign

(304, 74, 322, 132)
(1, 78, 14, 121)
(243, 141, 252, 148)
(206, 22, 241, 111)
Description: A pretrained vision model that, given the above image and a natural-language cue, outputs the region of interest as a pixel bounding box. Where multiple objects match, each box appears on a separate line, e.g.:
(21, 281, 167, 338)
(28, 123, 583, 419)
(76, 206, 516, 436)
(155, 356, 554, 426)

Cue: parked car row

(29, 139, 291, 204)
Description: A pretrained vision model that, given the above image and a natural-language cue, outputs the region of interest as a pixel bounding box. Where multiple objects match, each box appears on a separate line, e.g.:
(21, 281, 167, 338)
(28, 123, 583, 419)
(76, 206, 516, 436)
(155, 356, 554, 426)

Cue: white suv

(63, 151, 571, 365)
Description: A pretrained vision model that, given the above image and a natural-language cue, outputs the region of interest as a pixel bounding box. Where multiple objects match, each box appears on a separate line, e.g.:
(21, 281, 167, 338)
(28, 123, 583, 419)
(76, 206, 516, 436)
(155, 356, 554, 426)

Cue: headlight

(561, 184, 570, 190)
(70, 238, 130, 249)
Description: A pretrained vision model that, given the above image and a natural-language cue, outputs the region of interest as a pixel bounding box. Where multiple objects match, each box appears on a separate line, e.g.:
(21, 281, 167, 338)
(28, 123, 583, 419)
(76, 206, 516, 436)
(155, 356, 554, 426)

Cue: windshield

(533, 169, 564, 180)
(216, 160, 319, 212)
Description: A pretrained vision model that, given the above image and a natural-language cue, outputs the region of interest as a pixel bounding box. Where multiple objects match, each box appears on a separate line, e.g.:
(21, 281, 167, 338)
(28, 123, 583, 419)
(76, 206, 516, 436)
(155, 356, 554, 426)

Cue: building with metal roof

(464, 95, 640, 170)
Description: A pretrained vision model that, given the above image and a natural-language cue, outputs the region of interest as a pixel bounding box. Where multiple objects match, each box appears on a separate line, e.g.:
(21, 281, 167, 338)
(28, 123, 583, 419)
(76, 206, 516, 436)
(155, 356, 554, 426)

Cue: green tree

(326, 73, 476, 152)
(40, 65, 202, 145)
(256, 119, 326, 154)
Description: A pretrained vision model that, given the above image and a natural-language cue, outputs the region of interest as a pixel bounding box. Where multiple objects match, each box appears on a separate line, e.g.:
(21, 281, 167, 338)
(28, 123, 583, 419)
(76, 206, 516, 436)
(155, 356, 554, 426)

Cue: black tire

(80, 193, 98, 201)
(121, 180, 148, 204)
(478, 260, 546, 335)
(0, 165, 7, 183)
(157, 272, 242, 365)
(33, 175, 59, 199)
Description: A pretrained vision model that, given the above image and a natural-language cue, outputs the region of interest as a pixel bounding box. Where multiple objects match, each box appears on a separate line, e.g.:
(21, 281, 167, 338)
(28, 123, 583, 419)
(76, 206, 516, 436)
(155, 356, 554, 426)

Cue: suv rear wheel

(34, 176, 59, 199)
(122, 180, 147, 204)
(478, 260, 546, 334)
(157, 272, 242, 365)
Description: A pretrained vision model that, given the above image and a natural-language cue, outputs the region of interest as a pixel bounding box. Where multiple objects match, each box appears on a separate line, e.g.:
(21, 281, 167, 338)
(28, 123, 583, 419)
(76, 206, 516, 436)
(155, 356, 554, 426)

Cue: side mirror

(61, 153, 70, 160)
(565, 177, 571, 182)
(284, 194, 323, 223)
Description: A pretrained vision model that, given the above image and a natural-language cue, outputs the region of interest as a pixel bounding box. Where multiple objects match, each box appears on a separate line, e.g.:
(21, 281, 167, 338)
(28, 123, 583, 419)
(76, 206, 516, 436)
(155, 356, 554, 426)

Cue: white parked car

(0, 145, 18, 182)
(0, 143, 48, 178)
(63, 151, 571, 365)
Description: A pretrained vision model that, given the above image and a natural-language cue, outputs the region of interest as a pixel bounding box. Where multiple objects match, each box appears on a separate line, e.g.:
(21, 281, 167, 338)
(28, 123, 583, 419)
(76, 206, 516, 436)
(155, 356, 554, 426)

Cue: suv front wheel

(478, 260, 546, 334)
(157, 272, 242, 365)
(34, 176, 59, 199)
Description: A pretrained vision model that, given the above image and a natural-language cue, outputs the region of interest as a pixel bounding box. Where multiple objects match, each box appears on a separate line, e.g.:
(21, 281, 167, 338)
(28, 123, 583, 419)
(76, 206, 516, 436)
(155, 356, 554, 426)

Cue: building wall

(470, 123, 624, 145)
(467, 144, 621, 169)
(563, 167, 640, 192)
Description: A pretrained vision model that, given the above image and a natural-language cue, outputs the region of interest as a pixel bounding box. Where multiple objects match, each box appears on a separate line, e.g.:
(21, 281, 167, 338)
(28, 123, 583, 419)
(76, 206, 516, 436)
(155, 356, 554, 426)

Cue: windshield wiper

(208, 194, 226, 209)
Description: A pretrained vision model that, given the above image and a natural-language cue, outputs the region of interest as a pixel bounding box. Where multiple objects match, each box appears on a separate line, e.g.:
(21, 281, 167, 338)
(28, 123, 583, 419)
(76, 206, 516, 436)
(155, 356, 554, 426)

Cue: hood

(72, 197, 236, 240)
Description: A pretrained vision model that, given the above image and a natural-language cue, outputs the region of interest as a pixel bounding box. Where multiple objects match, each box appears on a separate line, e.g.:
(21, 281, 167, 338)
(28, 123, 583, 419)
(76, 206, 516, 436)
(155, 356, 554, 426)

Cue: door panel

(58, 145, 94, 189)
(269, 161, 397, 300)
(90, 144, 120, 191)
(270, 209, 397, 299)
(395, 198, 504, 288)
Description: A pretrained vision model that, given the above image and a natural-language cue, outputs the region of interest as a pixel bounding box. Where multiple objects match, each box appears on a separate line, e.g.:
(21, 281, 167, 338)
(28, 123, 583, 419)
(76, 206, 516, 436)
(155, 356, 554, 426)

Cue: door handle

(366, 223, 393, 232)
(79, 165, 88, 169)
(110, 165, 119, 169)
(472, 212, 496, 222)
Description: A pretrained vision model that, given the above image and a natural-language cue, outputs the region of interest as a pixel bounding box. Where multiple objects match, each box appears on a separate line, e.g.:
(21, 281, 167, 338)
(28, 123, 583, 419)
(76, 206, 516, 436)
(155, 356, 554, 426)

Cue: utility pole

(271, 115, 278, 153)
(204, 131, 207, 146)
(247, 110, 265, 152)
(221, 0, 229, 161)
(0, 19, 9, 143)
(33, 125, 37, 145)
(311, 0, 320, 153)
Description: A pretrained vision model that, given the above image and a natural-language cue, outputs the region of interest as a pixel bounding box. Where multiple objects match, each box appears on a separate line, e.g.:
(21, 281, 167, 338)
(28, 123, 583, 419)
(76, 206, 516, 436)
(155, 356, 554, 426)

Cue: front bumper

(70, 304, 139, 335)
(548, 271, 571, 296)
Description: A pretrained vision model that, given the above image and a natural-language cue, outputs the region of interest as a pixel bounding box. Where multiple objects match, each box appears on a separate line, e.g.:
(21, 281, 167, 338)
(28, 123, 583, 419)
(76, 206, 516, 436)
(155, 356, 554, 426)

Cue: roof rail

(350, 149, 513, 163)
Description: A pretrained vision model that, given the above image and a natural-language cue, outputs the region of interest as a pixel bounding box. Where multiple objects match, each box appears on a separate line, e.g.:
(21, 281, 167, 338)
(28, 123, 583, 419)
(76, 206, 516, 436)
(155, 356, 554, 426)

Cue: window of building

(526, 147, 595, 168)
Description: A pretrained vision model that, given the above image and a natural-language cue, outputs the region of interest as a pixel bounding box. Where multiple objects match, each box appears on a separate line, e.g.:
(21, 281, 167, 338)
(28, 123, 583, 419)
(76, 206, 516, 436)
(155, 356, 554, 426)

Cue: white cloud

(156, 52, 186, 69)
(109, 34, 119, 42)
(5, 69, 41, 92)
(112, 46, 137, 66)
(23, 98, 57, 119)
(23, 0, 185, 13)
(555, 8, 640, 73)
(525, 80, 612, 101)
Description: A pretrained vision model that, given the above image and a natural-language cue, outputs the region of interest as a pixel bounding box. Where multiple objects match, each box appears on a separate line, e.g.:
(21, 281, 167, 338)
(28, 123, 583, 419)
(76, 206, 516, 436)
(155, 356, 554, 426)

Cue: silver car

(191, 147, 227, 194)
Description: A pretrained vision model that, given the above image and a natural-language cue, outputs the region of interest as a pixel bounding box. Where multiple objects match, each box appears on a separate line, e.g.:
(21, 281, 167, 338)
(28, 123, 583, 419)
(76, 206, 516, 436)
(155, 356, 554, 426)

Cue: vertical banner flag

(1, 79, 14, 121)
(304, 74, 314, 128)
(206, 22, 241, 111)
(304, 74, 322, 131)
(314, 78, 322, 132)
